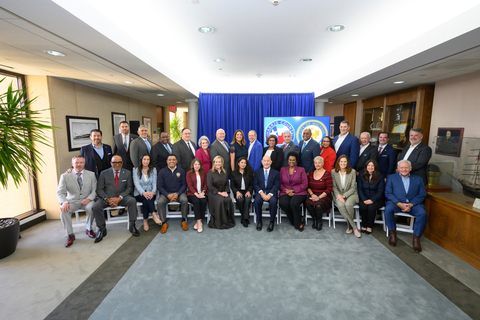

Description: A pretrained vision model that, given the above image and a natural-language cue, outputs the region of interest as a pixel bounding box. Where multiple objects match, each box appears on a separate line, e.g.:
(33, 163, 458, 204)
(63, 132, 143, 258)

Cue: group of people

(57, 119, 432, 253)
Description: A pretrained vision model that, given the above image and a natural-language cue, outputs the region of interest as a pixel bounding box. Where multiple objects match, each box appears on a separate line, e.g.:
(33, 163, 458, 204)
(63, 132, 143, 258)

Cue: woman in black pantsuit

(186, 158, 208, 233)
(231, 157, 254, 228)
(357, 159, 385, 234)
(262, 134, 283, 172)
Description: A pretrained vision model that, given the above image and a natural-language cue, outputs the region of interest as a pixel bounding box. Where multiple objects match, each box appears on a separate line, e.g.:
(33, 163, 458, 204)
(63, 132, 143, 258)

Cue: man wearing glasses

(92, 155, 139, 243)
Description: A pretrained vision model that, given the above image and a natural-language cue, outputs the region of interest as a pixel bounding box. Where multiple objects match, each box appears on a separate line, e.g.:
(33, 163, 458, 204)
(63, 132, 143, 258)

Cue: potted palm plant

(0, 77, 55, 259)
(169, 115, 183, 143)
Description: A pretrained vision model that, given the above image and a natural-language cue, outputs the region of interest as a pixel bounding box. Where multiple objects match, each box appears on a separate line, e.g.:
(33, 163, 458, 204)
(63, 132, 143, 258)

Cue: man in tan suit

(57, 155, 97, 248)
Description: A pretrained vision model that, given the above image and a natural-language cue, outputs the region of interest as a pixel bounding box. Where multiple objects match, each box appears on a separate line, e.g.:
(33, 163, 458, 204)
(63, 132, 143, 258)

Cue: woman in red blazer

(186, 158, 208, 233)
(320, 136, 336, 172)
(279, 152, 308, 231)
(195, 136, 212, 173)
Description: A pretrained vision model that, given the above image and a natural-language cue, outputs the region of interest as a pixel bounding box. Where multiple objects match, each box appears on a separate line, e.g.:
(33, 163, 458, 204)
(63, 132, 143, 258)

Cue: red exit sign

(169, 106, 177, 112)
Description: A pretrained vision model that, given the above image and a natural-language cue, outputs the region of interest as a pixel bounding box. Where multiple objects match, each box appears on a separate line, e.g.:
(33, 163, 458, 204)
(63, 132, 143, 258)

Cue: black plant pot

(0, 218, 20, 259)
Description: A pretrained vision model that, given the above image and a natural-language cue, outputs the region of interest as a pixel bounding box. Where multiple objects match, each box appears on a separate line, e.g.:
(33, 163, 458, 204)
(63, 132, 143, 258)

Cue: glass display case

(361, 107, 383, 146)
(385, 102, 416, 150)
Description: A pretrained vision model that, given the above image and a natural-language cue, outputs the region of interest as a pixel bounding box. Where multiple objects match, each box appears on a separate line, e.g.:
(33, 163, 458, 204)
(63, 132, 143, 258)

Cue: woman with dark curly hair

(320, 136, 336, 172)
(262, 134, 283, 171)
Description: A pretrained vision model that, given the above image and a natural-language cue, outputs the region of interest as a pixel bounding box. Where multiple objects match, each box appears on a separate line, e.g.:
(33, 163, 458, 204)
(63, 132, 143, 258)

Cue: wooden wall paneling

(414, 85, 435, 143)
(343, 102, 357, 134)
(385, 87, 418, 106)
(362, 95, 385, 110)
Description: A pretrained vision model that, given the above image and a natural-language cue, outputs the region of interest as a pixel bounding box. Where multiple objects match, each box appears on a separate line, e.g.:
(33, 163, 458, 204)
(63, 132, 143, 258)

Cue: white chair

(166, 201, 193, 221)
(374, 206, 386, 231)
(386, 212, 416, 236)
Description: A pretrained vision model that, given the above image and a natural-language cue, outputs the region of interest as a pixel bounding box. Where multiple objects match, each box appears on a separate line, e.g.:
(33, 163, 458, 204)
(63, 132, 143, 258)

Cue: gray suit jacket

(331, 169, 359, 201)
(57, 170, 97, 204)
(96, 167, 133, 200)
(112, 133, 138, 172)
(172, 139, 197, 173)
(281, 142, 301, 167)
(209, 139, 231, 176)
(130, 137, 152, 168)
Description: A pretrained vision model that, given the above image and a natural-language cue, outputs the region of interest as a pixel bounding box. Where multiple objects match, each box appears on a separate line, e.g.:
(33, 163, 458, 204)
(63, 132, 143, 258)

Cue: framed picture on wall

(435, 127, 464, 157)
(330, 123, 334, 138)
(143, 116, 152, 138)
(66, 116, 100, 151)
(111, 112, 126, 136)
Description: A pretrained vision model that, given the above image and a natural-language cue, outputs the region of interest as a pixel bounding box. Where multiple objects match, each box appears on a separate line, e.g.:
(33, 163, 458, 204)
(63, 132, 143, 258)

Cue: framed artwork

(391, 123, 408, 134)
(111, 112, 126, 136)
(66, 116, 99, 151)
(330, 123, 334, 138)
(143, 116, 152, 138)
(435, 127, 464, 157)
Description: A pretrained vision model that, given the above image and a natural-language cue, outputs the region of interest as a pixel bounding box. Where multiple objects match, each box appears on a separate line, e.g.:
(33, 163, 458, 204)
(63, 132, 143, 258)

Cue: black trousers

(306, 202, 325, 223)
(187, 195, 208, 220)
(135, 194, 157, 219)
(358, 200, 384, 228)
(235, 190, 252, 221)
(279, 195, 307, 229)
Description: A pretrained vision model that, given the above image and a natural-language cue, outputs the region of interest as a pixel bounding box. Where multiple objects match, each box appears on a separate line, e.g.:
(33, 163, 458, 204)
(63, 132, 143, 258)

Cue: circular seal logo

(296, 120, 328, 143)
(176, 173, 181, 178)
(265, 120, 295, 146)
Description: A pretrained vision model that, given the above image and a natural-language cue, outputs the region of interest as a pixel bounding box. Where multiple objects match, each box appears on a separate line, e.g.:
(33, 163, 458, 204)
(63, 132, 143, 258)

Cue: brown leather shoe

(388, 230, 397, 247)
(160, 222, 168, 234)
(413, 235, 422, 253)
(181, 221, 189, 231)
(65, 234, 75, 247)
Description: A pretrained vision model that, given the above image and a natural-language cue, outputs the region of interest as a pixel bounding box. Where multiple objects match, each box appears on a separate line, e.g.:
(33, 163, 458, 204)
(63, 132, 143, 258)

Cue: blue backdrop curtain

(198, 93, 315, 147)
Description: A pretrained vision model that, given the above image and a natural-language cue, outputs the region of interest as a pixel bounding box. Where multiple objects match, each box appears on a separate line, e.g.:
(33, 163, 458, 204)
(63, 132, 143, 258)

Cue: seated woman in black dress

(262, 134, 283, 172)
(357, 159, 385, 234)
(186, 158, 208, 233)
(306, 156, 333, 231)
(207, 155, 235, 229)
(230, 157, 254, 227)
(230, 129, 248, 172)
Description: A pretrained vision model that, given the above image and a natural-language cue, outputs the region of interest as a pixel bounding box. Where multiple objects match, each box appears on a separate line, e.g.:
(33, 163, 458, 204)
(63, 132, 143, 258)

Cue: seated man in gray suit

(92, 155, 139, 243)
(57, 155, 97, 248)
(281, 130, 300, 167)
(209, 128, 231, 176)
(130, 125, 152, 169)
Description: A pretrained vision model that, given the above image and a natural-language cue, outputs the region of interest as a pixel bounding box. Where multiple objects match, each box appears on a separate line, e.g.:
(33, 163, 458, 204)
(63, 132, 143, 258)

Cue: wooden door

(343, 102, 356, 134)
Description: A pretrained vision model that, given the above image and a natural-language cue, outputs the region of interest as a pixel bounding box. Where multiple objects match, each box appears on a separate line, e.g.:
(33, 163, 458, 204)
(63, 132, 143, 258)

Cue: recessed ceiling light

(157, 94, 164, 96)
(327, 25, 345, 32)
(256, 74, 262, 78)
(351, 94, 359, 97)
(213, 58, 224, 63)
(301, 58, 313, 62)
(191, 0, 199, 4)
(328, 102, 334, 104)
(176, 101, 182, 104)
(222, 75, 229, 78)
(393, 80, 405, 84)
(123, 81, 133, 84)
(44, 50, 65, 57)
(198, 26, 214, 34)
(289, 75, 296, 78)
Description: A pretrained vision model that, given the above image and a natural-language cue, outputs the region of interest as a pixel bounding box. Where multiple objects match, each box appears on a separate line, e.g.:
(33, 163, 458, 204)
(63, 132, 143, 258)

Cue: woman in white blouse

(186, 158, 208, 233)
(331, 155, 361, 238)
(133, 154, 159, 231)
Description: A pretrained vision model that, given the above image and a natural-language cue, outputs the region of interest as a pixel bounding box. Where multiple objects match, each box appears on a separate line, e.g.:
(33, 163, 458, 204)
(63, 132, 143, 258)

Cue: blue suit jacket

(298, 139, 320, 174)
(79, 143, 113, 179)
(333, 134, 360, 168)
(248, 140, 263, 172)
(254, 167, 280, 196)
(385, 173, 426, 207)
(378, 144, 397, 178)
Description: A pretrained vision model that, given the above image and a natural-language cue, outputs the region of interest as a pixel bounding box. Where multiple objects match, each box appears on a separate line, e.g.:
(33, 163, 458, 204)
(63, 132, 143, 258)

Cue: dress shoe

(161, 222, 169, 234)
(129, 221, 140, 237)
(152, 212, 162, 224)
(361, 228, 367, 233)
(316, 221, 323, 231)
(346, 228, 353, 234)
(181, 221, 189, 231)
(85, 229, 96, 238)
(65, 234, 75, 247)
(95, 226, 107, 243)
(242, 220, 248, 228)
(354, 230, 362, 238)
(267, 221, 274, 232)
(388, 230, 397, 247)
(256, 221, 262, 231)
(413, 235, 422, 253)
(117, 208, 125, 216)
(312, 219, 317, 229)
(245, 219, 250, 225)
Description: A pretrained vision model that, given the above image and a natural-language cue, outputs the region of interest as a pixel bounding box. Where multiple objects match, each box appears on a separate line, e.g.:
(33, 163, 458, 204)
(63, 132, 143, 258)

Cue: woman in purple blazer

(279, 152, 309, 231)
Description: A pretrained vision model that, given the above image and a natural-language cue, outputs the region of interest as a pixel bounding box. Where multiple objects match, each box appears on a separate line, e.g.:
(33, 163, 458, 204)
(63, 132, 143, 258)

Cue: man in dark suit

(112, 121, 138, 172)
(92, 155, 139, 243)
(385, 160, 427, 253)
(151, 132, 173, 172)
(377, 132, 397, 179)
(129, 125, 152, 168)
(254, 155, 281, 232)
(172, 127, 197, 174)
(298, 128, 320, 174)
(79, 129, 113, 180)
(355, 132, 378, 173)
(397, 128, 432, 185)
(247, 130, 263, 172)
(333, 120, 360, 168)
(209, 128, 231, 176)
(281, 130, 300, 167)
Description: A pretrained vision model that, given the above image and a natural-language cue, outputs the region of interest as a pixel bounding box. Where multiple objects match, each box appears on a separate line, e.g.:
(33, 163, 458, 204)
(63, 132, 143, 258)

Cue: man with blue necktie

(254, 155, 281, 232)
(130, 125, 152, 168)
(385, 160, 427, 253)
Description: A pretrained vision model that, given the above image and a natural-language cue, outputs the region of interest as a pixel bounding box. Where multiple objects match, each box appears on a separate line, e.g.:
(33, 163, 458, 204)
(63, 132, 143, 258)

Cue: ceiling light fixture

(197, 26, 214, 34)
(157, 94, 164, 96)
(327, 25, 345, 32)
(301, 58, 313, 62)
(328, 102, 334, 104)
(393, 80, 405, 84)
(176, 101, 182, 104)
(269, 0, 282, 6)
(351, 94, 359, 97)
(191, 0, 199, 4)
(213, 58, 224, 63)
(289, 75, 296, 78)
(44, 50, 65, 57)
(123, 81, 133, 84)
(256, 74, 262, 78)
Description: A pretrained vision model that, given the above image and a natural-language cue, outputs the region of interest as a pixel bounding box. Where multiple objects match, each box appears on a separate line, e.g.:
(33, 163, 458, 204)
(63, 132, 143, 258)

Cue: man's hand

(397, 202, 412, 212)
(245, 191, 251, 198)
(108, 197, 121, 207)
(80, 199, 91, 206)
(167, 193, 178, 202)
(60, 202, 71, 213)
(236, 191, 243, 199)
(65, 168, 73, 174)
(264, 194, 272, 201)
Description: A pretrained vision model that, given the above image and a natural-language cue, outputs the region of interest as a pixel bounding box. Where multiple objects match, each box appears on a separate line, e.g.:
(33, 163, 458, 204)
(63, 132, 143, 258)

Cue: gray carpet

(88, 221, 470, 320)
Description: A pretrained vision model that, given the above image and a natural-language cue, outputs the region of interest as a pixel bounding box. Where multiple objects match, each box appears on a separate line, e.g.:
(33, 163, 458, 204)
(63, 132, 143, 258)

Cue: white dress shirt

(335, 132, 349, 151)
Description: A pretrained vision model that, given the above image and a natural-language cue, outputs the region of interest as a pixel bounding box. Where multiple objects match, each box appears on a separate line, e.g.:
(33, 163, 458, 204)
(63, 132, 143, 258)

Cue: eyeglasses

(111, 161, 123, 164)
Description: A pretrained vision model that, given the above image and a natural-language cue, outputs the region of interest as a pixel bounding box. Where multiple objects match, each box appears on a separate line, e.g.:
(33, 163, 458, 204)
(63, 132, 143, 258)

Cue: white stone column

(315, 98, 328, 116)
(186, 99, 199, 144)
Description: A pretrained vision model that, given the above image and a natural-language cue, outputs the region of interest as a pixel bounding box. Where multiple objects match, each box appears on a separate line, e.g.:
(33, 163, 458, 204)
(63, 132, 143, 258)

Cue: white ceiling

(2, 0, 480, 107)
